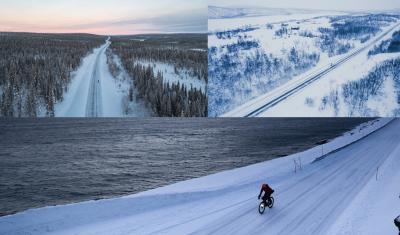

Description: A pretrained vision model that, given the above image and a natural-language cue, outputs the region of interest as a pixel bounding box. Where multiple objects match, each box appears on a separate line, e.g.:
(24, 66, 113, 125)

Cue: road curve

(222, 22, 400, 117)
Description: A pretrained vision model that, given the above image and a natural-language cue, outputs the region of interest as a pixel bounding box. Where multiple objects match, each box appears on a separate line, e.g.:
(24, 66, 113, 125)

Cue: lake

(0, 118, 371, 216)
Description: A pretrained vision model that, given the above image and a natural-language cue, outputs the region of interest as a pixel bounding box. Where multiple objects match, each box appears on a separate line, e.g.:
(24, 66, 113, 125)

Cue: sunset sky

(0, 0, 207, 35)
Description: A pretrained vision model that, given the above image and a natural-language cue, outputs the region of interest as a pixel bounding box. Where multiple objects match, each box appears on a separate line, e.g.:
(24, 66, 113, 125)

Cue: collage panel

(3, 118, 400, 235)
(0, 0, 207, 117)
(208, 0, 400, 117)
(0, 0, 400, 235)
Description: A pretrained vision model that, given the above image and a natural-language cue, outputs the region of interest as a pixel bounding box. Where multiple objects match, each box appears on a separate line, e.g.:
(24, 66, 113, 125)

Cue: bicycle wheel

(258, 202, 266, 214)
(268, 197, 274, 208)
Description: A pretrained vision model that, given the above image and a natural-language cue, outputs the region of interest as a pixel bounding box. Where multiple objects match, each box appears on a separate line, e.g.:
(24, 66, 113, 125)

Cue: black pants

(262, 194, 271, 204)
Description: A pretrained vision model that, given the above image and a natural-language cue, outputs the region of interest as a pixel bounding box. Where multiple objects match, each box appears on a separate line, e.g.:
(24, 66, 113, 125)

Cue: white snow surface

(1, 118, 399, 235)
(54, 38, 127, 117)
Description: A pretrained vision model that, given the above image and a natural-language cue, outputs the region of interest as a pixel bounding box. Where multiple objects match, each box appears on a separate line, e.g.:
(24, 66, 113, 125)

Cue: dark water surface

(0, 118, 371, 216)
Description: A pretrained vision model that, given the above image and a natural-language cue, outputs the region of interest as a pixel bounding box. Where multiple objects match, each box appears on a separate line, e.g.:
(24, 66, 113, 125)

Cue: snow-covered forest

(369, 29, 400, 55)
(208, 12, 400, 116)
(108, 34, 208, 117)
(318, 30, 400, 116)
(341, 58, 400, 115)
(0, 33, 105, 117)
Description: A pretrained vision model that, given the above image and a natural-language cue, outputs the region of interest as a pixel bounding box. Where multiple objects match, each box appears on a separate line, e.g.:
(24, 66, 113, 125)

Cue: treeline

(106, 48, 120, 79)
(369, 30, 400, 56)
(316, 14, 399, 56)
(0, 33, 105, 117)
(327, 14, 397, 39)
(225, 37, 259, 53)
(214, 25, 259, 39)
(110, 35, 207, 82)
(109, 35, 207, 117)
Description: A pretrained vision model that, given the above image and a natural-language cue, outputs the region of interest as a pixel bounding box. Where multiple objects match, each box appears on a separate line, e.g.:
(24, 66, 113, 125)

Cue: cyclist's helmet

(262, 184, 268, 190)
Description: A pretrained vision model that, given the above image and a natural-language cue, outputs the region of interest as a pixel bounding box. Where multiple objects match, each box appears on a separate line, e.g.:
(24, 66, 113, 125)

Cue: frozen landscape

(208, 6, 400, 117)
(0, 33, 207, 117)
(1, 118, 399, 234)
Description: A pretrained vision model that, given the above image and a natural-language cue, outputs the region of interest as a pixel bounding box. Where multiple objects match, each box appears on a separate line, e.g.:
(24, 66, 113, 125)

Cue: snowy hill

(1, 118, 399, 234)
(208, 6, 333, 20)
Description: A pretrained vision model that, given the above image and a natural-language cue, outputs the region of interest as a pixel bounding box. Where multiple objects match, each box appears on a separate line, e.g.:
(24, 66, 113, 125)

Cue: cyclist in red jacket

(258, 183, 274, 204)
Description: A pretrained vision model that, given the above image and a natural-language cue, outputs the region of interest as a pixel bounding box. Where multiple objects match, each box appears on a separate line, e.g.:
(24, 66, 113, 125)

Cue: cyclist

(258, 183, 274, 205)
(395, 215, 400, 235)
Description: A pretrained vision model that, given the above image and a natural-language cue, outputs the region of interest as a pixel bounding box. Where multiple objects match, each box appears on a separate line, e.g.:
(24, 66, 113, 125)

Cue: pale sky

(210, 0, 400, 11)
(0, 0, 207, 35)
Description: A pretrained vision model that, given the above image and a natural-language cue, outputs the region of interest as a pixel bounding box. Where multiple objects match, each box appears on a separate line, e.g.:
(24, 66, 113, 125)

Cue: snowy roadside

(0, 118, 393, 235)
(136, 118, 393, 195)
(327, 134, 400, 235)
(107, 52, 151, 117)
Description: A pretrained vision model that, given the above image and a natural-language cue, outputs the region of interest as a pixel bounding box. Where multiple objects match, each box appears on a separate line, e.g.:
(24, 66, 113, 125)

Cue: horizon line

(0, 30, 207, 37)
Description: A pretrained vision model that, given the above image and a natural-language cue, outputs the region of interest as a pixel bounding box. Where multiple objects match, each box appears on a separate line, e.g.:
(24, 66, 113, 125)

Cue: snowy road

(54, 38, 127, 117)
(1, 119, 399, 235)
(85, 42, 107, 117)
(194, 124, 396, 234)
(222, 22, 400, 117)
